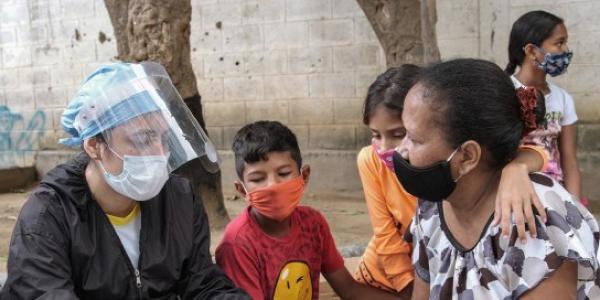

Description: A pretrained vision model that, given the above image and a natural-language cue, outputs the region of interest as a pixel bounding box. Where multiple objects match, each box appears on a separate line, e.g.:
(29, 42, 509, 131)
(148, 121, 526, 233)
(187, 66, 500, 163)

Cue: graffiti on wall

(0, 106, 46, 168)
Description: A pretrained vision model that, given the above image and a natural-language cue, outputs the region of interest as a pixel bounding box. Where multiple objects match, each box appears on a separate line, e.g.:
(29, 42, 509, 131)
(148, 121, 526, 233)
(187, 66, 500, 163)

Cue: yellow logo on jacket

(273, 261, 312, 300)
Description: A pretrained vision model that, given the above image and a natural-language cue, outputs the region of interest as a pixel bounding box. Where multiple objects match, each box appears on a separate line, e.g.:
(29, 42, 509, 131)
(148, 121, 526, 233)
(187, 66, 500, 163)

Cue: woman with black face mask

(398, 59, 599, 299)
(506, 10, 586, 206)
(353, 65, 548, 297)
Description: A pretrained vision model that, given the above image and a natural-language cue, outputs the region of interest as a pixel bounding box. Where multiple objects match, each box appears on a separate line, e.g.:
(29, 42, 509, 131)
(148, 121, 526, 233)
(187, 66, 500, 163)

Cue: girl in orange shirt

(355, 65, 549, 297)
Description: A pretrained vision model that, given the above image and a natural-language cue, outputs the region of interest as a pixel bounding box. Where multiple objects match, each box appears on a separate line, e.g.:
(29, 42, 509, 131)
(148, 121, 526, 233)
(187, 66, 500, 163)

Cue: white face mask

(98, 147, 170, 201)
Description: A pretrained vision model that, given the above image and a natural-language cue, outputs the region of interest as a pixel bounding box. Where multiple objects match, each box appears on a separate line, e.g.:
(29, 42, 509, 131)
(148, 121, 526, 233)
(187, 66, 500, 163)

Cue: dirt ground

(0, 188, 369, 299)
(0, 188, 598, 299)
(0, 189, 374, 274)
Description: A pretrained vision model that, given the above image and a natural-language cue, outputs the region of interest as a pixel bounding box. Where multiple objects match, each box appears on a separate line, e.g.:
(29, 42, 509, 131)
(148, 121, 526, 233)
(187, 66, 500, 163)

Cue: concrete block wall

(1, 0, 386, 193)
(194, 0, 385, 154)
(0, 0, 117, 170)
(190, 0, 386, 193)
(436, 0, 600, 200)
(1, 0, 599, 198)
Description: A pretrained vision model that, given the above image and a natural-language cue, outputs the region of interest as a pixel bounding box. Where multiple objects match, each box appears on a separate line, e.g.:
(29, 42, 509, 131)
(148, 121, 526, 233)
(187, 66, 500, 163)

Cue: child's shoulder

(295, 205, 326, 220)
(295, 206, 331, 230)
(357, 145, 384, 172)
(547, 82, 573, 101)
(357, 145, 376, 163)
(220, 208, 254, 244)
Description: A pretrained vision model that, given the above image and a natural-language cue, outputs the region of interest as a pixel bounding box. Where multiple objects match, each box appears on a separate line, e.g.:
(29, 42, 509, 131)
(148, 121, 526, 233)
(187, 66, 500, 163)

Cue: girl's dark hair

(534, 89, 547, 128)
(506, 10, 564, 74)
(418, 58, 525, 167)
(516, 87, 547, 137)
(362, 64, 422, 125)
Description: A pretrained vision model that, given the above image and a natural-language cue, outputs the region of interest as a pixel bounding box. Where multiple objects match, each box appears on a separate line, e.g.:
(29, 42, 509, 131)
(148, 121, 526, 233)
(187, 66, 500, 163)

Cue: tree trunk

(357, 0, 440, 67)
(420, 0, 441, 64)
(104, 0, 230, 229)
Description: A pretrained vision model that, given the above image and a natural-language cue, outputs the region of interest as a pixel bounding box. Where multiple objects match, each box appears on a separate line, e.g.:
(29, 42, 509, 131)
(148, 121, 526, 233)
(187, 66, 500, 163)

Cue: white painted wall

(1, 0, 599, 198)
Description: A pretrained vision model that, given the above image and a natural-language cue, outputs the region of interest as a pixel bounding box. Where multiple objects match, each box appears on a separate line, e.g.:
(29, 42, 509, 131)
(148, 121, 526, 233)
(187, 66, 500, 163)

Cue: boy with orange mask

(216, 121, 402, 300)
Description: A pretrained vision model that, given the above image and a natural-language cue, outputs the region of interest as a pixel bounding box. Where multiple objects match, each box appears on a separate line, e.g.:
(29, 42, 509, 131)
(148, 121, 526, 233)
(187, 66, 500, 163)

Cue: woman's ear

(454, 140, 481, 179)
(300, 165, 311, 184)
(83, 138, 102, 160)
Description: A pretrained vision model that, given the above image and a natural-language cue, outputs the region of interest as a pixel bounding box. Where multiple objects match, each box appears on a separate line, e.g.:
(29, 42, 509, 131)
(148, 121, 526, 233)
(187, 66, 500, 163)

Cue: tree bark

(104, 0, 230, 229)
(357, 0, 440, 67)
(420, 0, 441, 64)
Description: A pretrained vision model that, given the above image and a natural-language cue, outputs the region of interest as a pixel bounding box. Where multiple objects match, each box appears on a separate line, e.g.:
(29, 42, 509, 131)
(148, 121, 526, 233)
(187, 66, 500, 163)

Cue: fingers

(492, 197, 501, 226)
(500, 199, 512, 238)
(522, 197, 536, 238)
(531, 192, 547, 223)
(513, 206, 527, 243)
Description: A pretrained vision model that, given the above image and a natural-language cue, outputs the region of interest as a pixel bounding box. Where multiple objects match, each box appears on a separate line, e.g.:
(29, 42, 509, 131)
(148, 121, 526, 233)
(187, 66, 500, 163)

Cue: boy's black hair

(362, 64, 422, 125)
(506, 10, 564, 74)
(232, 121, 302, 179)
(418, 58, 526, 167)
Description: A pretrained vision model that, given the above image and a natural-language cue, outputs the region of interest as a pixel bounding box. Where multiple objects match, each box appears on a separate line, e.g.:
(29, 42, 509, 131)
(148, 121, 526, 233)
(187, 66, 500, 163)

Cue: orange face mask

(243, 175, 305, 222)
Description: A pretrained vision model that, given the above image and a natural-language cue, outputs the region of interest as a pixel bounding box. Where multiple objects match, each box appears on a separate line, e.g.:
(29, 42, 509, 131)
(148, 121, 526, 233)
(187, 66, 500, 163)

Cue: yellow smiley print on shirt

(273, 261, 312, 300)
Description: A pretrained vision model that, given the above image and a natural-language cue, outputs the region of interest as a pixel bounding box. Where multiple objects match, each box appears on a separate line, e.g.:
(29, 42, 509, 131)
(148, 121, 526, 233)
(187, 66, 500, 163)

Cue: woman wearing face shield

(1, 62, 250, 300)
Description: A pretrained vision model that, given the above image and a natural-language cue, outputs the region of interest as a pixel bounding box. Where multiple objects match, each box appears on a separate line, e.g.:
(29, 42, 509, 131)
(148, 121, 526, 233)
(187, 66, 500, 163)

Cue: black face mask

(392, 148, 460, 202)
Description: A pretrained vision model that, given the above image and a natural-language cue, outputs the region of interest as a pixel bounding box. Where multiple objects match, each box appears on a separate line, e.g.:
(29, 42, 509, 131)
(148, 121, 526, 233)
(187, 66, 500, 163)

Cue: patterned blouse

(406, 173, 600, 299)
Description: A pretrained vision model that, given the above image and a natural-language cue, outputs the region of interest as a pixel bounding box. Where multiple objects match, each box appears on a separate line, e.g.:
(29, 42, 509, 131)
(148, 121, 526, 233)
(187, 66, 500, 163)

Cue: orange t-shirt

(355, 146, 417, 292)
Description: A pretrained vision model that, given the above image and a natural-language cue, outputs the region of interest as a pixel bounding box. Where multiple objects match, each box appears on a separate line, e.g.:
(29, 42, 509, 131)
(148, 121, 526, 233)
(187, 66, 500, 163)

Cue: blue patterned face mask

(533, 45, 573, 77)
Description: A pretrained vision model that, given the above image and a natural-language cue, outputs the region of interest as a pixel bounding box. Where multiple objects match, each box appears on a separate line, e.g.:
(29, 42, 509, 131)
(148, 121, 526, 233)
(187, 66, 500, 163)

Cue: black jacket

(2, 153, 250, 300)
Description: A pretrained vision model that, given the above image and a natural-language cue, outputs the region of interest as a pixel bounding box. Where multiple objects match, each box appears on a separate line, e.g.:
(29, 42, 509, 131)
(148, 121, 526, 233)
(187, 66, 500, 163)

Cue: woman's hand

(493, 162, 547, 242)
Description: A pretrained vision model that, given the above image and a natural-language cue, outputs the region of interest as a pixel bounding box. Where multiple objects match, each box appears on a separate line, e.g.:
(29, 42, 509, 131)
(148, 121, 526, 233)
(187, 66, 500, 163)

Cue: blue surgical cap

(60, 63, 163, 146)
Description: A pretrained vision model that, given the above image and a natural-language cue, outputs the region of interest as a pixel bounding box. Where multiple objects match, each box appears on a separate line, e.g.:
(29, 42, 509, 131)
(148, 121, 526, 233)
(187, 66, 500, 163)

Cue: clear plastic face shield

(75, 62, 219, 173)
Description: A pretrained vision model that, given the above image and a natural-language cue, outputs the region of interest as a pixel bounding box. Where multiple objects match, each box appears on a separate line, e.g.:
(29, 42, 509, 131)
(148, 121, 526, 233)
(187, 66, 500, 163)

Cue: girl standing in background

(506, 10, 586, 204)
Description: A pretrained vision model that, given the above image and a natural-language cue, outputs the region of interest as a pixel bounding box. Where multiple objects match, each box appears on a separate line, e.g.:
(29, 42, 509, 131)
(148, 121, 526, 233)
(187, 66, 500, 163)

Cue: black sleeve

(1, 188, 79, 300)
(177, 183, 250, 300)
